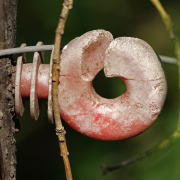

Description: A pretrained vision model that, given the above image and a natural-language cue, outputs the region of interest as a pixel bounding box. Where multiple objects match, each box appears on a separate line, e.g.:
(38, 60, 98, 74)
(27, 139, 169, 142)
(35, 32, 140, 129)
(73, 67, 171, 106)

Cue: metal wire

(0, 45, 177, 65)
(159, 55, 177, 65)
(0, 45, 54, 56)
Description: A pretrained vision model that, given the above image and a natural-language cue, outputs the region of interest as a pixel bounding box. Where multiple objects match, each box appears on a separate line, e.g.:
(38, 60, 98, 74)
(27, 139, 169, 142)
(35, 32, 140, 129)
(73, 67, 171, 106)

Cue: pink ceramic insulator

(21, 64, 49, 99)
(58, 30, 167, 141)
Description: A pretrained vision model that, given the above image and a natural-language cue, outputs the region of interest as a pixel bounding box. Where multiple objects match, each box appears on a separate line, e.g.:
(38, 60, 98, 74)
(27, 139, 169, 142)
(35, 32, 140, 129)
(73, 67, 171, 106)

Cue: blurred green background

(15, 0, 180, 179)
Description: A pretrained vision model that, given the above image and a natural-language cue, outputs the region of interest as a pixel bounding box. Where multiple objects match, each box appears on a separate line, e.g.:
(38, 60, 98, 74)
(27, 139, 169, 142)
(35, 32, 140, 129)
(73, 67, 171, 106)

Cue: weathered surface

(0, 0, 17, 179)
(59, 30, 167, 141)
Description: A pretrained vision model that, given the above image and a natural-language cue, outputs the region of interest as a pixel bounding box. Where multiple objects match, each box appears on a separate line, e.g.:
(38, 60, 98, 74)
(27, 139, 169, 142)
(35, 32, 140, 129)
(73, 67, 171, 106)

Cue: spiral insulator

(15, 42, 54, 123)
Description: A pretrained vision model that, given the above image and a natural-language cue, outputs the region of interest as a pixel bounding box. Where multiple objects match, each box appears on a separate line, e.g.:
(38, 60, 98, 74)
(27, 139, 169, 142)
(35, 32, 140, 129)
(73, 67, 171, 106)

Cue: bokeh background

(15, 0, 180, 179)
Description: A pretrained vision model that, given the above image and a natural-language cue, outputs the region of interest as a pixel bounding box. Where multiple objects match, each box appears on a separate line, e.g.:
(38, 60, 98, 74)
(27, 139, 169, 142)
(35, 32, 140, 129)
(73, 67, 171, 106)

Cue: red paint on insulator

(37, 64, 49, 99)
(21, 63, 32, 98)
(21, 64, 49, 99)
(58, 30, 167, 141)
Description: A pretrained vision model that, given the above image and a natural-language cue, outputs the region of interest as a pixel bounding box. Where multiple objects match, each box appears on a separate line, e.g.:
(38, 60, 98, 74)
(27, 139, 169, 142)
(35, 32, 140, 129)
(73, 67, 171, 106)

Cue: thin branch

(52, 1, 73, 180)
(151, 0, 180, 134)
(150, 0, 180, 130)
(151, 0, 175, 39)
(150, 0, 180, 64)
(101, 130, 180, 175)
(101, 0, 180, 175)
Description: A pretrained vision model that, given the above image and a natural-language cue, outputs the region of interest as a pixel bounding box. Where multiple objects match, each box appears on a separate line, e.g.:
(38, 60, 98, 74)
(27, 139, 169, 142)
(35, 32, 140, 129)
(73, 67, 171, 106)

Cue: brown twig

(52, 1, 73, 180)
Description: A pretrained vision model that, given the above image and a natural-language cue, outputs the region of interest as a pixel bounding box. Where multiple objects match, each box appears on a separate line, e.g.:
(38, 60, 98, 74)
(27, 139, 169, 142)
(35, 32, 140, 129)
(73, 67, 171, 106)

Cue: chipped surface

(59, 31, 167, 141)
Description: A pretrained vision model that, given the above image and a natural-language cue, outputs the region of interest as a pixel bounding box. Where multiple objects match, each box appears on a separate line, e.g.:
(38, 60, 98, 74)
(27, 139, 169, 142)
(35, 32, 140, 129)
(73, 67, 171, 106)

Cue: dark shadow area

(92, 69, 126, 99)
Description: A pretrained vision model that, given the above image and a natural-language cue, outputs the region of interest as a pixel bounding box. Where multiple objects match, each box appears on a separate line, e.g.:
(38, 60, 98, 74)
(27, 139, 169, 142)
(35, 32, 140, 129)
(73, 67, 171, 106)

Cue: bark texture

(0, 0, 17, 180)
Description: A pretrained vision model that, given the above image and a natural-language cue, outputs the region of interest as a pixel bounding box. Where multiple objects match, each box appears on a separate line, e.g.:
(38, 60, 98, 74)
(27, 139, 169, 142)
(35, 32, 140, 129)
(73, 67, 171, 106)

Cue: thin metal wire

(159, 55, 177, 65)
(0, 45, 177, 65)
(0, 45, 54, 56)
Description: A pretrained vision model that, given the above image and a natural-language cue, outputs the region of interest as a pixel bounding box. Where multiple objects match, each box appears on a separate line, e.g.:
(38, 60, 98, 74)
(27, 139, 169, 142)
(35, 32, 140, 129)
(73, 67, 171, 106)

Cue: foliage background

(16, 0, 180, 179)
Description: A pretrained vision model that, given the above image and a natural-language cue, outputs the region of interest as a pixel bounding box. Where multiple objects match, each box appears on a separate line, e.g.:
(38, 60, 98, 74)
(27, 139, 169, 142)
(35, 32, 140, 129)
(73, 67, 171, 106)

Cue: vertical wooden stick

(52, 1, 73, 180)
(0, 0, 17, 179)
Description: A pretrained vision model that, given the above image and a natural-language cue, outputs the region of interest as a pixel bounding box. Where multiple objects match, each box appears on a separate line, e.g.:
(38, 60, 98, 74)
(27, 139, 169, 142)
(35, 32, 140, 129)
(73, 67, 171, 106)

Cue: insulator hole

(92, 70, 126, 99)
